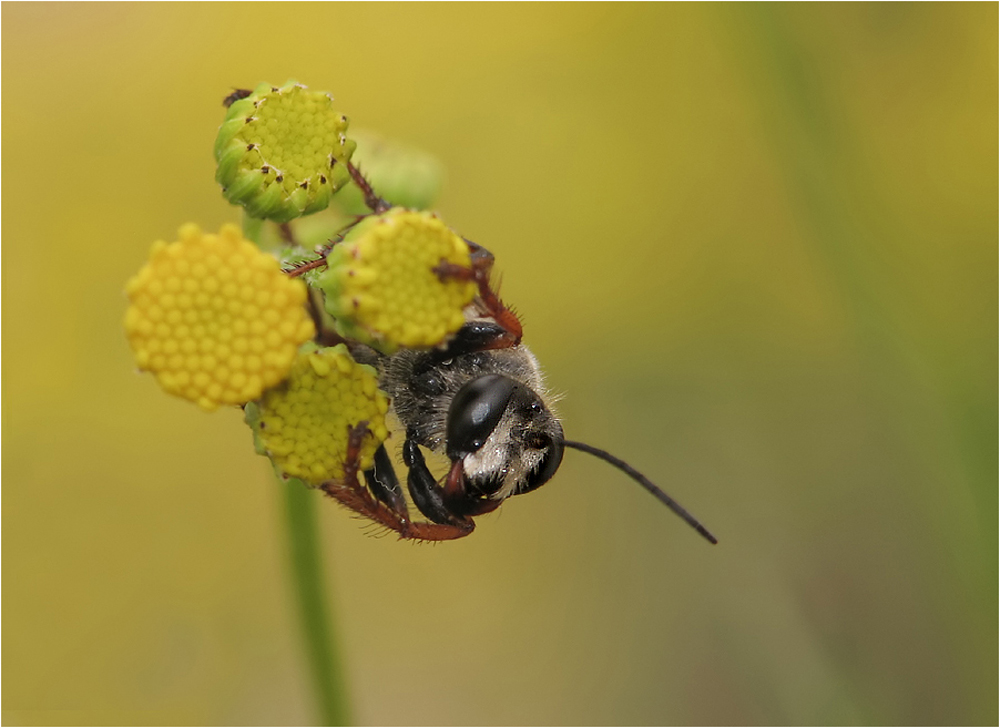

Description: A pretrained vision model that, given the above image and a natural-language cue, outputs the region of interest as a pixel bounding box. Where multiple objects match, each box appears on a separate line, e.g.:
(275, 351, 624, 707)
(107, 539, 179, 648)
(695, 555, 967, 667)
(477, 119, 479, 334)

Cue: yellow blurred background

(3, 3, 996, 725)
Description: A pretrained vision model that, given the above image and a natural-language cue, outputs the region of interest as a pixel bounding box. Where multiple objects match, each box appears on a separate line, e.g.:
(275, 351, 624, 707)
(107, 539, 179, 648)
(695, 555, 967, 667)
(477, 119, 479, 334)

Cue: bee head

(441, 370, 717, 545)
(445, 373, 564, 499)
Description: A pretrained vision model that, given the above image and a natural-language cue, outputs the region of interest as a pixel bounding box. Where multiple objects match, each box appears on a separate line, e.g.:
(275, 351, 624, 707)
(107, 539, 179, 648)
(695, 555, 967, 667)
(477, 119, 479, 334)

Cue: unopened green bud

(215, 80, 357, 223)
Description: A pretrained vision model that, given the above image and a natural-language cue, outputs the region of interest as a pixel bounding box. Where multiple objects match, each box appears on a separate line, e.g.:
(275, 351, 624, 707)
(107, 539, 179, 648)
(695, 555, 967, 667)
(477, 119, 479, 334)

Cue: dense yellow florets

(215, 81, 355, 222)
(125, 223, 316, 411)
(318, 208, 476, 354)
(253, 345, 390, 483)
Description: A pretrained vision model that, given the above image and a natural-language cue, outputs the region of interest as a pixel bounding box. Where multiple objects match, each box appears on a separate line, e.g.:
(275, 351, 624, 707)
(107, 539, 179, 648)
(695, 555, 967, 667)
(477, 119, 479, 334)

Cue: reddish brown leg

(346, 161, 390, 214)
(433, 258, 522, 347)
(283, 215, 369, 278)
(321, 482, 474, 541)
(443, 459, 465, 502)
(285, 257, 328, 278)
(341, 421, 370, 486)
(320, 423, 474, 542)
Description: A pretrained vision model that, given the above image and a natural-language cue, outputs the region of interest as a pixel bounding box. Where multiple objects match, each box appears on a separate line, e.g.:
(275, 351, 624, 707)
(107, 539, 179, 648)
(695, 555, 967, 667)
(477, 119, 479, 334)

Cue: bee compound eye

(446, 374, 518, 460)
(521, 436, 565, 494)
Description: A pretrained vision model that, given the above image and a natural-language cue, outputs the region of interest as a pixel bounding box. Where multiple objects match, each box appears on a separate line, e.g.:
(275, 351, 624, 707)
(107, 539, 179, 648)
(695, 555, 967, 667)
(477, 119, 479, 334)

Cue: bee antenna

(563, 440, 718, 545)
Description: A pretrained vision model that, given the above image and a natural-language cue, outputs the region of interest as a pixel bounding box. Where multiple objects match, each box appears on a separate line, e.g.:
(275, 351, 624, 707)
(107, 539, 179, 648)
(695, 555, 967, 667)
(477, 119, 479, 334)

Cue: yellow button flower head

(253, 344, 390, 484)
(215, 80, 356, 223)
(125, 223, 316, 411)
(318, 208, 476, 354)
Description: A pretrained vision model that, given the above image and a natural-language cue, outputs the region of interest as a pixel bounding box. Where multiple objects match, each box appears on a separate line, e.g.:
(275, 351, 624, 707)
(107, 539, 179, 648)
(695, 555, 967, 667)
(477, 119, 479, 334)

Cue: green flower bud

(215, 80, 356, 223)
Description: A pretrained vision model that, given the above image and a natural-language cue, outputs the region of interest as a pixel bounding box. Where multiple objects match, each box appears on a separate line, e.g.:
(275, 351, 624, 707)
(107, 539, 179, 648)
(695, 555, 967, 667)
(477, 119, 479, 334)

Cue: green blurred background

(3, 3, 996, 725)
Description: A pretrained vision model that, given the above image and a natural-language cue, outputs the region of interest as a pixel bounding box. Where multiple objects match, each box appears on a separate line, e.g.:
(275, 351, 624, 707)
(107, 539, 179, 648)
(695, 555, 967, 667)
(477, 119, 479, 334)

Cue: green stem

(243, 211, 352, 725)
(281, 480, 353, 726)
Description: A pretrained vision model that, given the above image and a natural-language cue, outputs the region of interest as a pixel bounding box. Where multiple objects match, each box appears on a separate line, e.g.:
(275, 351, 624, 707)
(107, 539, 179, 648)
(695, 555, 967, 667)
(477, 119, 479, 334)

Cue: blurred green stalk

(244, 212, 352, 725)
(733, 7, 995, 721)
(281, 482, 353, 726)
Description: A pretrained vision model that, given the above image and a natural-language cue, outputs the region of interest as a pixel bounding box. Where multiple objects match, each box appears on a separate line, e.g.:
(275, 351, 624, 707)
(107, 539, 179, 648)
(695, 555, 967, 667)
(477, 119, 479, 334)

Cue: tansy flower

(251, 344, 390, 484)
(318, 208, 476, 354)
(124, 223, 315, 411)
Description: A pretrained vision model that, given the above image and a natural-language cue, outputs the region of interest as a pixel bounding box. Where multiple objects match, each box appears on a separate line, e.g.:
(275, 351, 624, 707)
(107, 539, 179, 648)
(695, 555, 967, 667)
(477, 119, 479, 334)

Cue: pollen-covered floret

(215, 80, 356, 223)
(318, 208, 476, 354)
(253, 344, 390, 484)
(124, 223, 315, 411)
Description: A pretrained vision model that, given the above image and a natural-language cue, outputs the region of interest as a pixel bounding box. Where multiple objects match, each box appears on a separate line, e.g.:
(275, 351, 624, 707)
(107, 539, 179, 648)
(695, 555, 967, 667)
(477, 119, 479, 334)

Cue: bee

(314, 240, 718, 545)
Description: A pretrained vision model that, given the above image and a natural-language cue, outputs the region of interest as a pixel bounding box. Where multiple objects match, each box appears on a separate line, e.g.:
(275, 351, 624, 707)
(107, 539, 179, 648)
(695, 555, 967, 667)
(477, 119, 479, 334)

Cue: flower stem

(243, 211, 351, 726)
(281, 481, 353, 726)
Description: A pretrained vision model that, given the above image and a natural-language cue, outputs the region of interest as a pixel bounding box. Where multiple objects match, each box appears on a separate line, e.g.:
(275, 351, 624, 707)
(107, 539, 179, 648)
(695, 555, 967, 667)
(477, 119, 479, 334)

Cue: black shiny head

(446, 374, 518, 460)
(445, 373, 566, 498)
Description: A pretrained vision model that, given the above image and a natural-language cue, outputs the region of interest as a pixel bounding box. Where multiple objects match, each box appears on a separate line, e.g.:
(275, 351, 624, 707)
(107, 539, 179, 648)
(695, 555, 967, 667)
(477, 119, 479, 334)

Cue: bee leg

(433, 258, 522, 347)
(402, 438, 475, 532)
(433, 320, 520, 360)
(443, 458, 466, 502)
(346, 161, 390, 213)
(399, 520, 474, 541)
(364, 444, 409, 520)
(321, 424, 473, 542)
(462, 238, 495, 273)
(321, 422, 408, 533)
